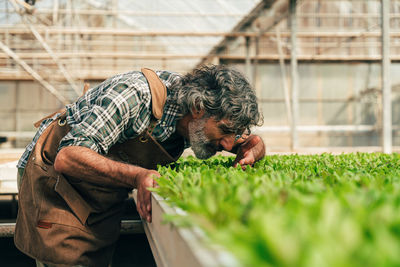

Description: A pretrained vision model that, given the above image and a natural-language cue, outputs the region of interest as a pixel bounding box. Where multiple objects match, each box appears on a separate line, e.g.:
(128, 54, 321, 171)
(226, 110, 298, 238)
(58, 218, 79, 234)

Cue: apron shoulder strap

(141, 68, 167, 120)
(33, 70, 167, 127)
(33, 108, 66, 128)
(33, 83, 89, 128)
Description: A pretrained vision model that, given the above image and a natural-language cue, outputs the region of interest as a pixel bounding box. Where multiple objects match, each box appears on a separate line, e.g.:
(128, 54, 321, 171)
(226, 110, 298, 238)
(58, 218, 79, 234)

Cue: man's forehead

(215, 119, 234, 128)
(216, 119, 231, 125)
(215, 118, 249, 135)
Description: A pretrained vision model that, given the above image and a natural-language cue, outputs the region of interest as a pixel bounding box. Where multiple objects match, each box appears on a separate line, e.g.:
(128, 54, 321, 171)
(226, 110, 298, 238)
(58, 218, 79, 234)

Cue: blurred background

(1, 0, 400, 155)
(0, 1, 399, 265)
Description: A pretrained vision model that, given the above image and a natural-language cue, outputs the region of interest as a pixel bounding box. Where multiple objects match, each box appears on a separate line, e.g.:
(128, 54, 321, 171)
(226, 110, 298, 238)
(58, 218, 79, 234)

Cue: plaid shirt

(17, 70, 184, 169)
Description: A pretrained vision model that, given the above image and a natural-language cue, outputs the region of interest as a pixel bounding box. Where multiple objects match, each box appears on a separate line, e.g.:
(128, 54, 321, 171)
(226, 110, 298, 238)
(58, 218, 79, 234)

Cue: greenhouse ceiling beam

(197, 0, 278, 67)
(218, 55, 400, 61)
(3, 28, 400, 38)
(0, 52, 209, 59)
(85, 0, 142, 29)
(0, 40, 68, 105)
(3, 52, 400, 62)
(8, 0, 81, 97)
(0, 8, 245, 17)
(0, 70, 191, 81)
(254, 125, 397, 133)
(6, 9, 400, 19)
(23, 24, 81, 96)
(256, 0, 289, 36)
(4, 53, 400, 61)
(381, 0, 392, 154)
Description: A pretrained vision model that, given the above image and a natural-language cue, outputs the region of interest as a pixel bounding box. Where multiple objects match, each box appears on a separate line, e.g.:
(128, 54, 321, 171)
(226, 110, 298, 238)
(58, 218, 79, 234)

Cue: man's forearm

(54, 146, 147, 188)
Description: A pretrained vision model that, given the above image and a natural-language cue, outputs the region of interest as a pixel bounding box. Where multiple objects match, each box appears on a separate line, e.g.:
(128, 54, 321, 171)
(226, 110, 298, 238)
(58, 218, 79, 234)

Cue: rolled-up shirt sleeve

(59, 82, 147, 154)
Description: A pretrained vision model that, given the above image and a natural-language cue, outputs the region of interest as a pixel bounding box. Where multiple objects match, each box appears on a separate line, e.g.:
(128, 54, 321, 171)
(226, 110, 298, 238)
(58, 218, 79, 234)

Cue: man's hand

(233, 135, 265, 168)
(135, 169, 160, 223)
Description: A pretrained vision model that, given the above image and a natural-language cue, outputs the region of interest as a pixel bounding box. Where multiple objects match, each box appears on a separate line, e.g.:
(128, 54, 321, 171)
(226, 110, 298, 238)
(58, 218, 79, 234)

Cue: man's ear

(192, 108, 205, 119)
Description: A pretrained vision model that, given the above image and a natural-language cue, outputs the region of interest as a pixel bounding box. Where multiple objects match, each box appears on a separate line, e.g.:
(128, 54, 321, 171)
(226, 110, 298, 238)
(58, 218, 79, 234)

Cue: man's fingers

(146, 190, 152, 212)
(136, 170, 160, 223)
(238, 159, 249, 169)
(233, 158, 239, 167)
(240, 135, 261, 151)
(240, 151, 255, 165)
(232, 136, 262, 167)
(143, 188, 152, 222)
(139, 192, 146, 218)
(137, 187, 152, 223)
(233, 149, 254, 167)
(153, 178, 160, 188)
(136, 190, 144, 219)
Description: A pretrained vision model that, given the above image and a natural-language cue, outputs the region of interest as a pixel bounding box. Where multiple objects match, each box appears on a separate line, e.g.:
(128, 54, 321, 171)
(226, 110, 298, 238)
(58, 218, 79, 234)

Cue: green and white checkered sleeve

(59, 82, 150, 154)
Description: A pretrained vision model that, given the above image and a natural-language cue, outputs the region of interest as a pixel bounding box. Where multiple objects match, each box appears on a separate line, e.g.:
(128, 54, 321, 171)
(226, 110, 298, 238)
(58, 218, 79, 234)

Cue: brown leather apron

(14, 69, 183, 267)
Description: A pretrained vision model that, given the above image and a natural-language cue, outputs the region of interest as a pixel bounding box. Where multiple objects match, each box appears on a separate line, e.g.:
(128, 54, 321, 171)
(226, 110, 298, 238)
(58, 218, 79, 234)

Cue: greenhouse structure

(0, 1, 399, 266)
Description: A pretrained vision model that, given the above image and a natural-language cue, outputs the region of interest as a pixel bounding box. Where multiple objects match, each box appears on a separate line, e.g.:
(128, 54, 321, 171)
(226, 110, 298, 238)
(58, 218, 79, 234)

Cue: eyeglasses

(218, 122, 251, 142)
(234, 128, 251, 142)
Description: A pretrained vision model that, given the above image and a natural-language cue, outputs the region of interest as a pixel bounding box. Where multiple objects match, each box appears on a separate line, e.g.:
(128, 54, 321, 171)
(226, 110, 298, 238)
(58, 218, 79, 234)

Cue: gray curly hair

(170, 64, 263, 135)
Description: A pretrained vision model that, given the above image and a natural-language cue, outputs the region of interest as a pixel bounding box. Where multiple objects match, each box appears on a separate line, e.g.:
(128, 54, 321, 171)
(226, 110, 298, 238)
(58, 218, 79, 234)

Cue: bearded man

(15, 65, 265, 267)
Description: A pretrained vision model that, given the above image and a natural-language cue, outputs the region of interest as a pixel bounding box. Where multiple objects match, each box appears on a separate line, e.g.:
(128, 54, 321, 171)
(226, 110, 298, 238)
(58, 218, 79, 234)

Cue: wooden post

(290, 0, 299, 150)
(245, 36, 251, 80)
(381, 0, 392, 153)
(276, 27, 293, 128)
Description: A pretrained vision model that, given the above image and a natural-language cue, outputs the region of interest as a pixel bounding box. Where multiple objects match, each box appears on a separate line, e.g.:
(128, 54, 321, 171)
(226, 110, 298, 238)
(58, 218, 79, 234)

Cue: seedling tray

(133, 190, 237, 267)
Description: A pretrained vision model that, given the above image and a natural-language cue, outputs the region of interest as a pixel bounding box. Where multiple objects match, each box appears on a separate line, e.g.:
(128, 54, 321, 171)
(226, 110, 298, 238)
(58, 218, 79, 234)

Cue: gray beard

(188, 118, 217, 159)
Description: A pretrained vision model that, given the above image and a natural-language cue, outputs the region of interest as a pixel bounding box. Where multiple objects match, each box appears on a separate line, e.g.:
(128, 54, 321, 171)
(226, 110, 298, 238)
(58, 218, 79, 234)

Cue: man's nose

(219, 136, 235, 151)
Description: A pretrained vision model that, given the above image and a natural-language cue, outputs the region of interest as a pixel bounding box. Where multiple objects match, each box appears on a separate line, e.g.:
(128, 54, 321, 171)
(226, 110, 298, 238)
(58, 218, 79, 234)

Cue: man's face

(188, 117, 237, 159)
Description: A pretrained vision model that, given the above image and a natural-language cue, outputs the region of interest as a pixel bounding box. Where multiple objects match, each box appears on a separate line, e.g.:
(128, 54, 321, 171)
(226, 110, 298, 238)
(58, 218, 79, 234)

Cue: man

(15, 65, 265, 266)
